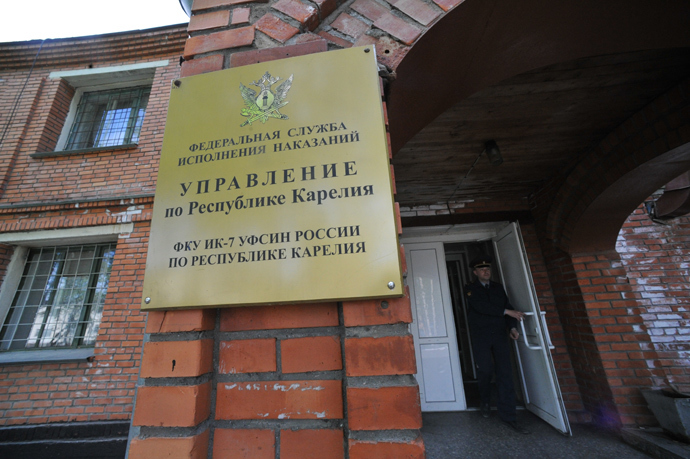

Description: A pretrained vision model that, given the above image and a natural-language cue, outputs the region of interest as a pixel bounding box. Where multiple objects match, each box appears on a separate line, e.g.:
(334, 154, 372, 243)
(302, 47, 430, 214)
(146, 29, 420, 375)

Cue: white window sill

(0, 348, 94, 365)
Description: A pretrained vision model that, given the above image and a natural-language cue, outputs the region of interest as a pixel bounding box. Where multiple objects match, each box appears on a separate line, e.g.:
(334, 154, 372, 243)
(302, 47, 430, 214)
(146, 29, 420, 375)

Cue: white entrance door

(406, 242, 466, 411)
(493, 222, 572, 435)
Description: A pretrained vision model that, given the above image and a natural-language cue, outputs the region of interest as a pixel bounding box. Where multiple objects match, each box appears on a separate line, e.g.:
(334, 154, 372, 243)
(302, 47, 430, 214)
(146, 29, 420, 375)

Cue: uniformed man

(465, 254, 530, 434)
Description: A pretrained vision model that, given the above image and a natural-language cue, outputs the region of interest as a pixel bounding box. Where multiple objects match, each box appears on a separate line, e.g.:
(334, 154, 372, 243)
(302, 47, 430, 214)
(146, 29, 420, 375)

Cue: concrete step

(622, 427, 690, 459)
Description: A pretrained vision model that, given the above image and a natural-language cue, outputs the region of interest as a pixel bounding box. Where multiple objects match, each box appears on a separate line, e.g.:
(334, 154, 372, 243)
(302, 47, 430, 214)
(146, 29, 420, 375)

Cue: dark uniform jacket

(465, 280, 518, 335)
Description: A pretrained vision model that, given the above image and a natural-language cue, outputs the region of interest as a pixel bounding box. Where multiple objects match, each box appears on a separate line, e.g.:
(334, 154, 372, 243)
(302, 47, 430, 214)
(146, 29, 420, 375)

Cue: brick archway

(385, 0, 690, 154)
(546, 79, 690, 254)
(527, 80, 690, 429)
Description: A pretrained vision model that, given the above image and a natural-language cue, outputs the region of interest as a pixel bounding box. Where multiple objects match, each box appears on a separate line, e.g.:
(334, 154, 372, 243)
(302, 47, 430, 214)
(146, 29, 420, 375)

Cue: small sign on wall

(141, 47, 402, 309)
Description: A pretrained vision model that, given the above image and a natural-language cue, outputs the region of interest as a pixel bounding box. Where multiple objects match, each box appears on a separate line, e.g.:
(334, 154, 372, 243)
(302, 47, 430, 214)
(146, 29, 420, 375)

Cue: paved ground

(421, 411, 654, 459)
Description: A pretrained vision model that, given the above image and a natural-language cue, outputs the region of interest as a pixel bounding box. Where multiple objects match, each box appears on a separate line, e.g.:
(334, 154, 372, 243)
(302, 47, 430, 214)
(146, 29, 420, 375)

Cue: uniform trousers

(471, 329, 517, 422)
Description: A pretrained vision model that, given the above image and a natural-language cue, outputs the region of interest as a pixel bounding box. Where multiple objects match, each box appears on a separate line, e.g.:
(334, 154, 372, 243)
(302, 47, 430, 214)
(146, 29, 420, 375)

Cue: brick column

(573, 251, 662, 426)
(126, 3, 426, 453)
(343, 291, 424, 458)
(128, 309, 216, 458)
(216, 303, 343, 458)
(543, 247, 662, 427)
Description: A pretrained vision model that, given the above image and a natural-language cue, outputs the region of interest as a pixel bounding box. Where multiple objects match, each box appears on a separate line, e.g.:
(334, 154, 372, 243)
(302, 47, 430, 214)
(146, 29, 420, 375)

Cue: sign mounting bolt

(145, 297, 151, 304)
(387, 282, 395, 290)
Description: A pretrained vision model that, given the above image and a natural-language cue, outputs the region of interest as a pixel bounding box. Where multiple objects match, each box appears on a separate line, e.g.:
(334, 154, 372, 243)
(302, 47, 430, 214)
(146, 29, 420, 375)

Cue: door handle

(517, 311, 555, 350)
(538, 310, 555, 350)
(518, 312, 541, 350)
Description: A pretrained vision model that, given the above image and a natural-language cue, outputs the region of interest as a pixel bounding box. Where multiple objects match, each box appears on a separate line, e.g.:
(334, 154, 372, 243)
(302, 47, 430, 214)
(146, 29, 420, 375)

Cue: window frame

(0, 224, 133, 364)
(63, 85, 151, 151)
(41, 60, 169, 156)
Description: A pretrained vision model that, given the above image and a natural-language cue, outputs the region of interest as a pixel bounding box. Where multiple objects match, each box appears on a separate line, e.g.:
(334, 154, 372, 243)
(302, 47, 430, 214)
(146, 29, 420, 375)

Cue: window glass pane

(39, 248, 56, 261)
(0, 243, 116, 351)
(8, 325, 32, 350)
(35, 260, 52, 276)
(37, 276, 89, 348)
(82, 246, 115, 345)
(76, 246, 96, 275)
(64, 86, 150, 150)
(68, 100, 108, 149)
(25, 304, 48, 348)
(129, 92, 150, 144)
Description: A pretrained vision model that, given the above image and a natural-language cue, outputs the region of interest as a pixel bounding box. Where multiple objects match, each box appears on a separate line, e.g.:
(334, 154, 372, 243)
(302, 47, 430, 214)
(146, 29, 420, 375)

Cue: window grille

(64, 86, 150, 150)
(0, 243, 116, 351)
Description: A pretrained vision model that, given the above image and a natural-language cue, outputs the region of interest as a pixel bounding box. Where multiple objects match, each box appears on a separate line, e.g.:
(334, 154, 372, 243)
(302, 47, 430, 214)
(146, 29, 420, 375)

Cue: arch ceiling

(387, 0, 690, 207)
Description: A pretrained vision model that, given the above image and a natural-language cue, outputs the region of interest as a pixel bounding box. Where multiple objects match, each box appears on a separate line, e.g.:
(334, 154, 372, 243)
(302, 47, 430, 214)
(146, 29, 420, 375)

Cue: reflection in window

(0, 243, 116, 351)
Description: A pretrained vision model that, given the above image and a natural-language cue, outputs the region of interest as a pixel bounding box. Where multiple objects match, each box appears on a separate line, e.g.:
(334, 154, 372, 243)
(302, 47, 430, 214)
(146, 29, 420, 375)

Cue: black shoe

(503, 420, 530, 434)
(480, 404, 490, 418)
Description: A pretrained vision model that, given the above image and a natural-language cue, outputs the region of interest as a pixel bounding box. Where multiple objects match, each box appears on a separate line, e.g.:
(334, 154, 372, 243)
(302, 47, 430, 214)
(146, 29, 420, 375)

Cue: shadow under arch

(386, 0, 690, 155)
(537, 70, 690, 255)
(566, 142, 690, 254)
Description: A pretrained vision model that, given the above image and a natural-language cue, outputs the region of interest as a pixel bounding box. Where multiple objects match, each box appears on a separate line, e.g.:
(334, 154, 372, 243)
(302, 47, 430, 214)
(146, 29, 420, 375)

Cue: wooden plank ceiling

(392, 48, 690, 206)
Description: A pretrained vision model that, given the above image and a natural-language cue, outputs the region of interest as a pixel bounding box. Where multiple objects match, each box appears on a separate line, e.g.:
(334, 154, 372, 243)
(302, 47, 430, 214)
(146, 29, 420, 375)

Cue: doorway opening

(403, 223, 571, 434)
(444, 241, 525, 410)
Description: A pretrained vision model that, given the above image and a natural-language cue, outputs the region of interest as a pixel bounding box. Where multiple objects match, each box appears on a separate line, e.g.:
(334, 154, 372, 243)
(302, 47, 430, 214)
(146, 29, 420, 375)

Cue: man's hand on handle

(505, 309, 525, 321)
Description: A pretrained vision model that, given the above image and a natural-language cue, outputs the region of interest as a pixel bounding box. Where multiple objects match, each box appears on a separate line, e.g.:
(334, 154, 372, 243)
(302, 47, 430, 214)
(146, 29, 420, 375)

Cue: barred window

(0, 243, 116, 351)
(64, 86, 150, 150)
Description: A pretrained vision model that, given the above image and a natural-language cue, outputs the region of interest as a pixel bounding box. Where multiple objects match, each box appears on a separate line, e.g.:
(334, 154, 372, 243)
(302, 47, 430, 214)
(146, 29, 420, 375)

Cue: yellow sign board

(141, 47, 402, 309)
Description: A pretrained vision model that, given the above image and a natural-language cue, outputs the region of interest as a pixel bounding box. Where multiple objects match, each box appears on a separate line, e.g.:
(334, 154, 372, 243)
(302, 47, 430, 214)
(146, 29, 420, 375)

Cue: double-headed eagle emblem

(239, 72, 293, 127)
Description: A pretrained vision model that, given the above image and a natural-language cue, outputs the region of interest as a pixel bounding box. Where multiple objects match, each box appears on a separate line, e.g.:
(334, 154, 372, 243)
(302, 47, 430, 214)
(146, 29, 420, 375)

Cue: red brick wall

(0, 26, 185, 427)
(0, 68, 39, 196)
(0, 59, 180, 205)
(618, 200, 690, 394)
(534, 233, 669, 426)
(0, 27, 186, 198)
(0, 244, 14, 286)
(35, 79, 74, 153)
(130, 297, 423, 458)
(0, 212, 151, 425)
(537, 245, 622, 425)
(179, 0, 464, 76)
(0, 27, 187, 70)
(574, 252, 660, 426)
